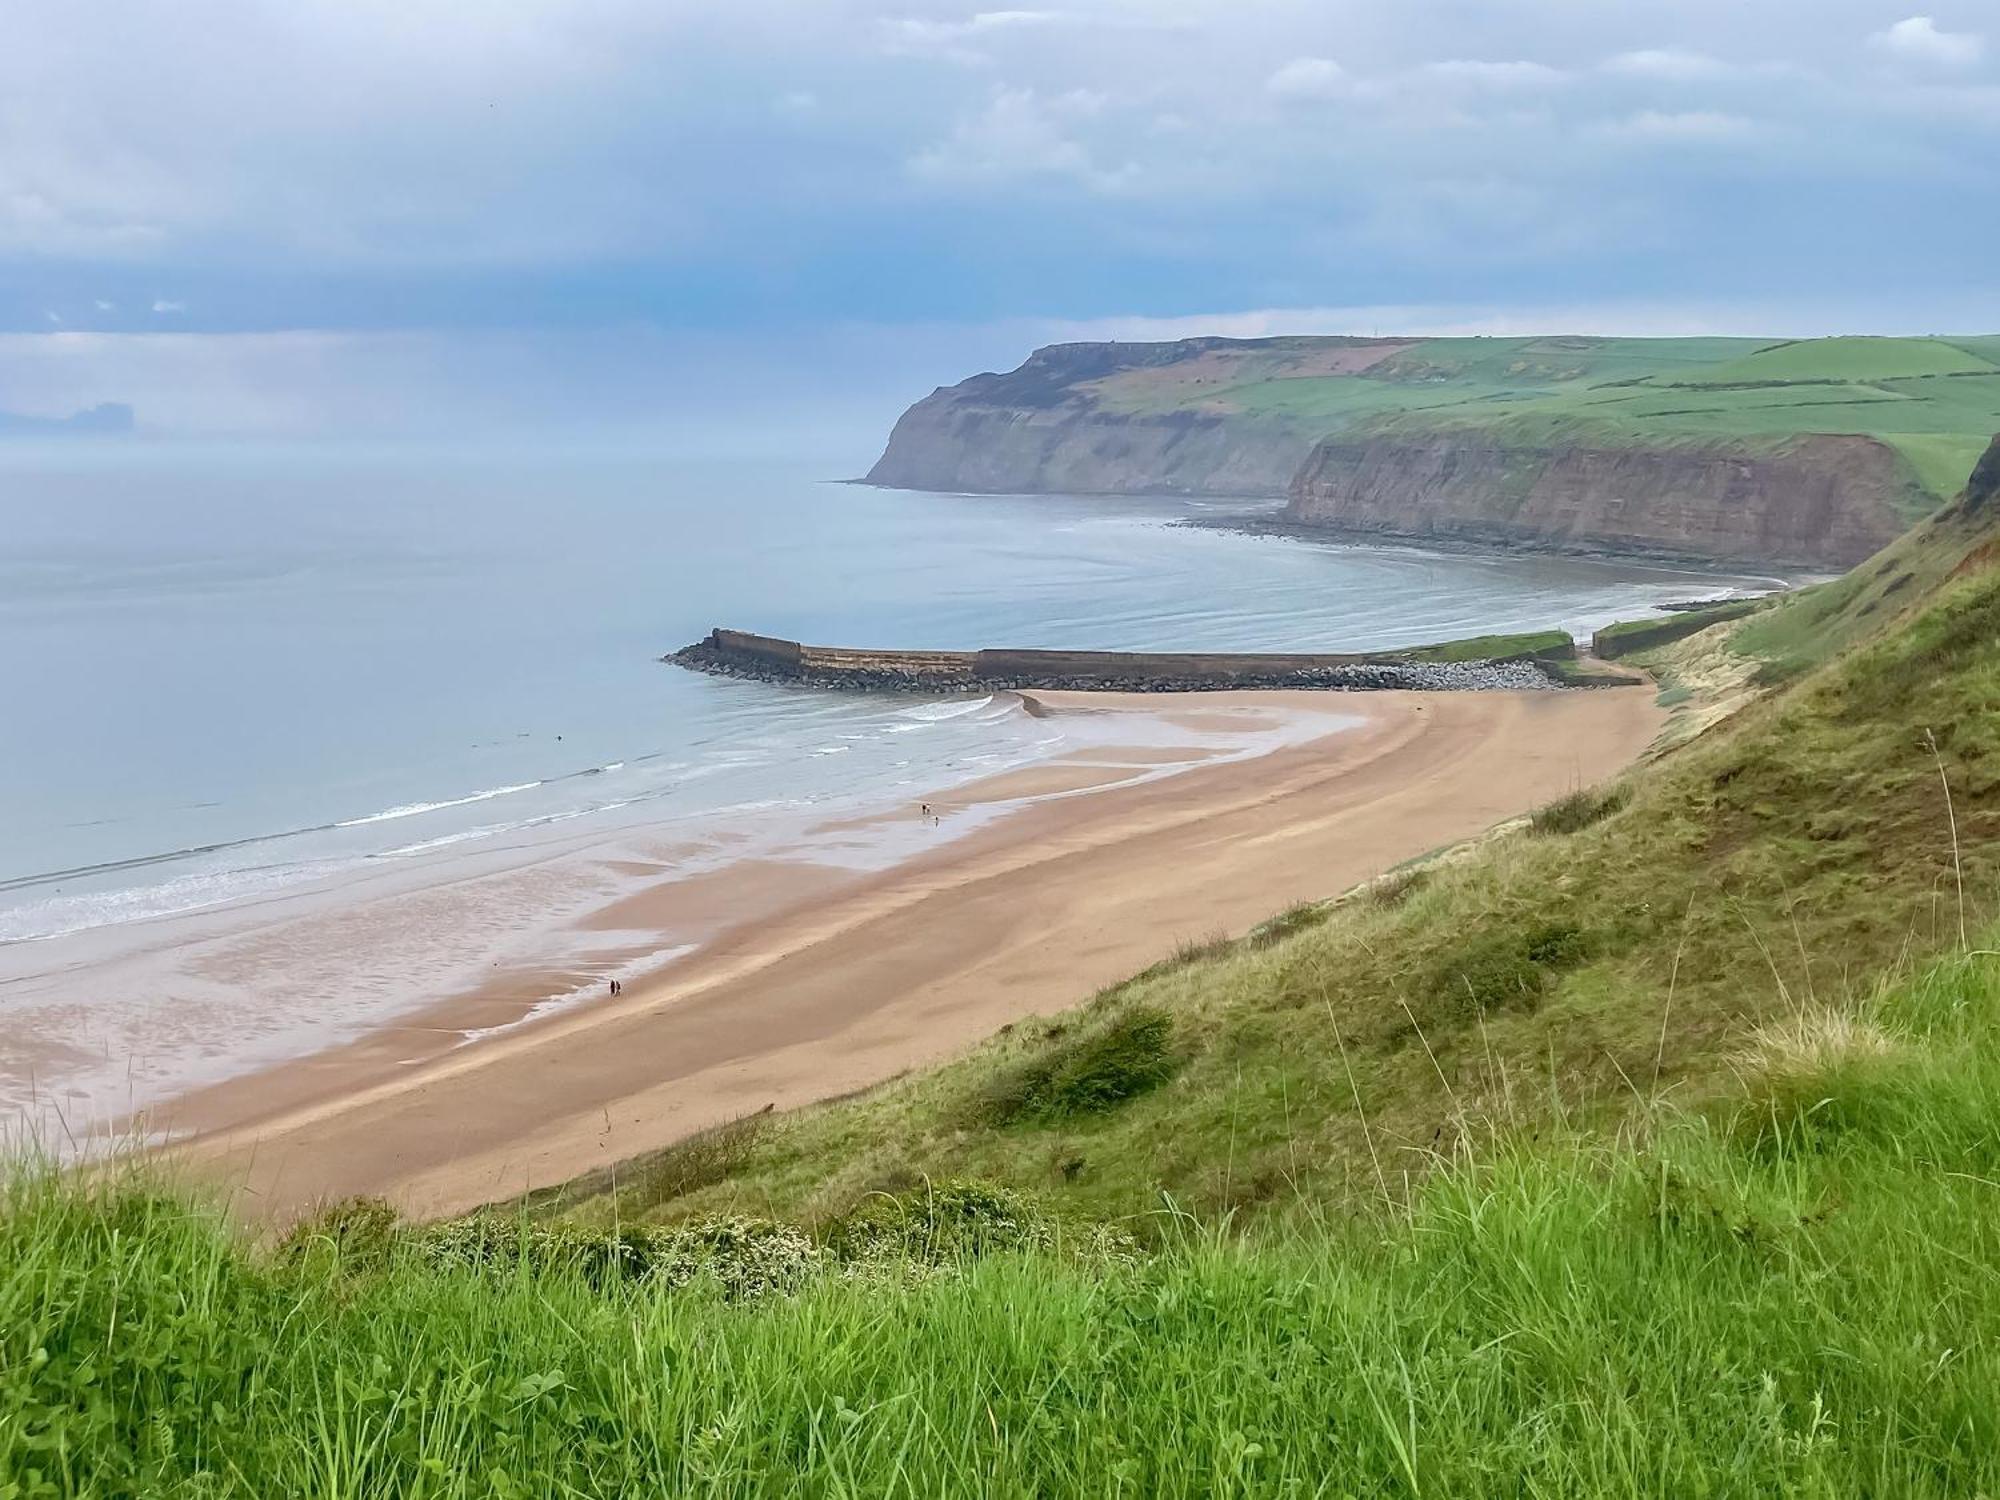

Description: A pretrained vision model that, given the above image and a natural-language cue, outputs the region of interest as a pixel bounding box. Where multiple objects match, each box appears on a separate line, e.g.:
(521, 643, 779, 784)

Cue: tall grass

(9, 950, 2000, 1495)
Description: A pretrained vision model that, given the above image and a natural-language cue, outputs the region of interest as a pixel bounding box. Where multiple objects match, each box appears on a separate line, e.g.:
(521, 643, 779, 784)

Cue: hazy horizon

(3, 1, 1997, 440)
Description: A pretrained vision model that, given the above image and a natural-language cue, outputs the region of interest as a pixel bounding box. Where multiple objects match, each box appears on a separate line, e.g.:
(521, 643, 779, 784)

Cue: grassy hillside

(1682, 334, 1995, 384)
(1728, 469, 2000, 683)
(547, 467, 2000, 1232)
(12, 944, 2000, 1495)
(1088, 333, 2000, 507)
(8, 442, 2000, 1495)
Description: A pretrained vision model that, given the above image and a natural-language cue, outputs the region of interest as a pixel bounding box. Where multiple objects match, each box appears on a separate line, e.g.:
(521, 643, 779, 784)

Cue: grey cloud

(1604, 48, 1730, 79)
(0, 0, 1994, 338)
(1267, 57, 1351, 99)
(1872, 16, 1985, 66)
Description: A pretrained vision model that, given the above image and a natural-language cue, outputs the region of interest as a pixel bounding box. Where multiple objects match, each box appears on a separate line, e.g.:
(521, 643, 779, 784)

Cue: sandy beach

(153, 684, 1661, 1220)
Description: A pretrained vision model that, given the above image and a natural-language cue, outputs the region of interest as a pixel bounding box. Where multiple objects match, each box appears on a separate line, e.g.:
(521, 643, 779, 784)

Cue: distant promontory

(0, 402, 135, 437)
(864, 334, 2000, 568)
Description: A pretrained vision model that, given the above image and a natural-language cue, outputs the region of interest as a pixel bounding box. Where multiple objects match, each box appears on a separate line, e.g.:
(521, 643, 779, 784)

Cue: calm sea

(0, 438, 1778, 1120)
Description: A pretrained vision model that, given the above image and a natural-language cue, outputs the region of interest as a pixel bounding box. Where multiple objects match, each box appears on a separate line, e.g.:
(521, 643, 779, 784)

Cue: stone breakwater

(667, 629, 1581, 694)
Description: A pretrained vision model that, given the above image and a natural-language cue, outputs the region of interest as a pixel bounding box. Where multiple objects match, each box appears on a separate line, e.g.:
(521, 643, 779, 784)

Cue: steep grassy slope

(1730, 445, 2000, 683)
(579, 440, 2000, 1232)
(13, 944, 2000, 1494)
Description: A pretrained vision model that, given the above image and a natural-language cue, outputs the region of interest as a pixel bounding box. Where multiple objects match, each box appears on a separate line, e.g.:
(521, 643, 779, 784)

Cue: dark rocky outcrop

(1966, 435, 2000, 511)
(1282, 435, 1919, 570)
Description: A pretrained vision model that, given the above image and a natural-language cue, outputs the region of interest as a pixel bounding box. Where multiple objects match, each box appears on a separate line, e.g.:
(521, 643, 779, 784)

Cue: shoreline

(154, 684, 1665, 1223)
(5, 689, 1342, 1137)
(1176, 511, 1820, 581)
(844, 478, 1817, 580)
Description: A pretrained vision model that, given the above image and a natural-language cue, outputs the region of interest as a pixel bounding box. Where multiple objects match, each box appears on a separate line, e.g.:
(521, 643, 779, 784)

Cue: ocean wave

(896, 695, 995, 723)
(0, 828, 319, 897)
(375, 827, 509, 858)
(0, 858, 332, 945)
(335, 781, 542, 828)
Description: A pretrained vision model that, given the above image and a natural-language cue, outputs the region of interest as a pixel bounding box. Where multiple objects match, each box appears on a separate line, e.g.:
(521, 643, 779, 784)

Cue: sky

(2, 0, 1997, 437)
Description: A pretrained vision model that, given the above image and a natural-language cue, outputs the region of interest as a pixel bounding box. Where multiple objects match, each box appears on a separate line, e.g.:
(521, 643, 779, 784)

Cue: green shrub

(822, 1181, 1056, 1264)
(1367, 867, 1432, 909)
(1753, 655, 1811, 690)
(414, 1215, 818, 1299)
(1524, 922, 1592, 967)
(623, 1108, 770, 1211)
(978, 1007, 1180, 1126)
(275, 1196, 399, 1274)
(1421, 921, 1593, 1025)
(1131, 933, 1234, 984)
(1529, 783, 1630, 835)
(1249, 900, 1331, 947)
(643, 1218, 820, 1298)
(1425, 932, 1546, 1020)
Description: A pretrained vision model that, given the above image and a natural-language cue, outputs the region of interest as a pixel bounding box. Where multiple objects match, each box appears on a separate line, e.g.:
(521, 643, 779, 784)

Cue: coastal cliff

(1282, 434, 1917, 569)
(1967, 434, 2000, 511)
(864, 339, 1332, 497)
(866, 333, 2000, 567)
(865, 400, 1313, 498)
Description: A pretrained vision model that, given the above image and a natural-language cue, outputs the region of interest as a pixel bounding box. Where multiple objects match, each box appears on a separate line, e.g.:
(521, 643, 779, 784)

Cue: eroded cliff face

(1282, 435, 1920, 569)
(864, 339, 1346, 498)
(865, 401, 1312, 497)
(865, 336, 1969, 567)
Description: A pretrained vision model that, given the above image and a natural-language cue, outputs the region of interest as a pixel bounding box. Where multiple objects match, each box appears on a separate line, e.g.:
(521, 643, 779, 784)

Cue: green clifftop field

(10, 437, 2000, 1495)
(868, 334, 2000, 567)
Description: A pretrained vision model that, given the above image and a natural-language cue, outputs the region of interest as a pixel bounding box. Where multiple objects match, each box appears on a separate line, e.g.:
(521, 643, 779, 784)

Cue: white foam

(896, 695, 994, 724)
(336, 781, 542, 828)
(377, 827, 509, 858)
(0, 860, 333, 944)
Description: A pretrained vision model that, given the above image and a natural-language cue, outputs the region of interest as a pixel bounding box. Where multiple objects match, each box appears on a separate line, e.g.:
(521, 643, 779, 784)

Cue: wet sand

(157, 686, 1663, 1222)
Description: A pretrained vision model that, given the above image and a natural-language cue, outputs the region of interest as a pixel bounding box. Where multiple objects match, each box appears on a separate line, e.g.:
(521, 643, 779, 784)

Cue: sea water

(0, 438, 1780, 1121)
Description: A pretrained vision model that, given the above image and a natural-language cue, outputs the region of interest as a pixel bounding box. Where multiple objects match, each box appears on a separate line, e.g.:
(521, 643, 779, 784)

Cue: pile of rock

(669, 641, 1560, 694)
